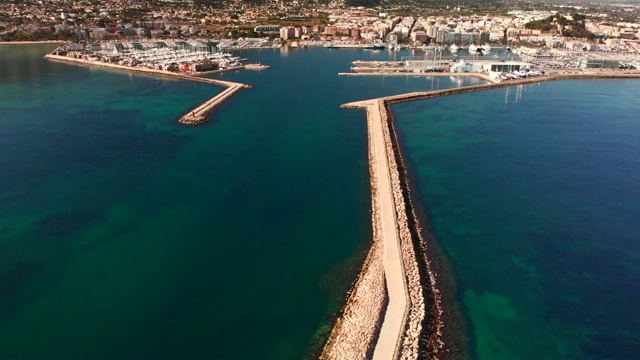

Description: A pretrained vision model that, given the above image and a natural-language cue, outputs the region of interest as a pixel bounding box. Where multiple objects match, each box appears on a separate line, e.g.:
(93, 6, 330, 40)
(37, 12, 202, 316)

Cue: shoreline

(44, 53, 250, 126)
(331, 72, 640, 359)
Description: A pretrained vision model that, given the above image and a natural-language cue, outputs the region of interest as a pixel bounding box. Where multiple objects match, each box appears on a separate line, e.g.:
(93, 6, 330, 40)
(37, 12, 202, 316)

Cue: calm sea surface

(392, 81, 640, 359)
(3, 44, 638, 359)
(0, 44, 479, 359)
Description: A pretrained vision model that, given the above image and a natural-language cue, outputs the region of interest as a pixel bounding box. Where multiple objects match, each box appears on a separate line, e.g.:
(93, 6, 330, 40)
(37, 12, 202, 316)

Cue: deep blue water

(392, 80, 640, 359)
(0, 44, 478, 359)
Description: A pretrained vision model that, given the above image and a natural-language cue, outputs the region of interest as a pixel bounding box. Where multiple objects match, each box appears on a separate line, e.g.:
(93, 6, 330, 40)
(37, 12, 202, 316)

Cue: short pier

(244, 63, 271, 70)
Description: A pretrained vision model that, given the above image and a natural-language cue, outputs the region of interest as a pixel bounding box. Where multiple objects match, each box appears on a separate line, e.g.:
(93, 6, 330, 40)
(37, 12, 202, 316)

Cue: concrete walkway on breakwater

(333, 71, 640, 360)
(45, 53, 250, 126)
(364, 98, 409, 360)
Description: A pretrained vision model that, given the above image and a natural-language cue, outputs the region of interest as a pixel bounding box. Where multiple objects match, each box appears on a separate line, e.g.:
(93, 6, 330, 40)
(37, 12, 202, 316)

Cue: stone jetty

(324, 71, 640, 360)
(178, 83, 245, 125)
(323, 98, 434, 360)
(45, 53, 251, 126)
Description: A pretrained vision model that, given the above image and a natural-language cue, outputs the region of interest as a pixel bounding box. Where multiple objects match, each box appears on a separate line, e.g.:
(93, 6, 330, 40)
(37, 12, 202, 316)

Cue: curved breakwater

(44, 53, 249, 126)
(327, 72, 640, 360)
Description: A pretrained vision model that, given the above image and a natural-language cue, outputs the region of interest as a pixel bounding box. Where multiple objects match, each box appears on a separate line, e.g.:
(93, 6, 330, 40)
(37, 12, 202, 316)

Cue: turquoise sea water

(5, 44, 637, 360)
(392, 81, 640, 359)
(0, 44, 478, 359)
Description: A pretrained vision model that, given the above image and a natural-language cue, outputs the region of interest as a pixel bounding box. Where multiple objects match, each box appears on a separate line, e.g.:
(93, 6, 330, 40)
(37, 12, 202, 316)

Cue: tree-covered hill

(525, 13, 594, 38)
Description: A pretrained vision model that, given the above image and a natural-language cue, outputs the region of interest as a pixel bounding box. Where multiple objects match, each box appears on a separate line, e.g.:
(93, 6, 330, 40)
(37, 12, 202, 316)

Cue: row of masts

(88, 40, 242, 69)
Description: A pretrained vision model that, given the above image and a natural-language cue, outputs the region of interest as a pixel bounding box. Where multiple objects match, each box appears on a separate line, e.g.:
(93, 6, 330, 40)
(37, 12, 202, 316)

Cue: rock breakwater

(320, 101, 391, 360)
(177, 84, 244, 125)
(326, 99, 432, 360)
(327, 72, 640, 359)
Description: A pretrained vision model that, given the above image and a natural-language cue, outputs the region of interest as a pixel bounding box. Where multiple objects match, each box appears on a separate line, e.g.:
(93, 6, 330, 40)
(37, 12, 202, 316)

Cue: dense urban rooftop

(1, 0, 638, 51)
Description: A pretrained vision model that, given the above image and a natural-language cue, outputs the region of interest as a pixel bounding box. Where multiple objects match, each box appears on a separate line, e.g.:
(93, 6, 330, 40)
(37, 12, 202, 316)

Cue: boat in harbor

(468, 44, 478, 53)
(421, 44, 443, 52)
(364, 43, 386, 50)
(450, 44, 459, 52)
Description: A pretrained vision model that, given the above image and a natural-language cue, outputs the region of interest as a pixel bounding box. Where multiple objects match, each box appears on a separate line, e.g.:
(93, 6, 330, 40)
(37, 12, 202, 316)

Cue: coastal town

(1, 0, 639, 52)
(3, 0, 640, 75)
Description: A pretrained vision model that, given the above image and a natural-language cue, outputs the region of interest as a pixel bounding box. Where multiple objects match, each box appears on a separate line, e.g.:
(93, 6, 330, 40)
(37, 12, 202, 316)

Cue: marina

(343, 51, 640, 82)
(51, 40, 246, 73)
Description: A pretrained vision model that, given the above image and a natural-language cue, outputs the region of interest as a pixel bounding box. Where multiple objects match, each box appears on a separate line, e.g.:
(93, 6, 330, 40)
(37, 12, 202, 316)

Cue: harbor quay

(344, 54, 640, 82)
(324, 71, 640, 360)
(341, 58, 640, 86)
